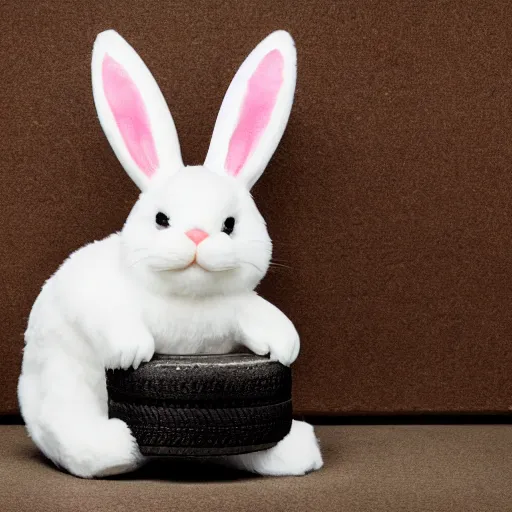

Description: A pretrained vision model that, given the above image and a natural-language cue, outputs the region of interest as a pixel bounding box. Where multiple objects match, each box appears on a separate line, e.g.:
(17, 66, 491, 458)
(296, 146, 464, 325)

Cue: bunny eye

(155, 212, 170, 228)
(222, 217, 236, 235)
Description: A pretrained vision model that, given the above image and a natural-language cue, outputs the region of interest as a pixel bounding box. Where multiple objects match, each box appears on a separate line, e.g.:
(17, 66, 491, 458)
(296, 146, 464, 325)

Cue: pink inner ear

(102, 54, 159, 177)
(225, 50, 284, 176)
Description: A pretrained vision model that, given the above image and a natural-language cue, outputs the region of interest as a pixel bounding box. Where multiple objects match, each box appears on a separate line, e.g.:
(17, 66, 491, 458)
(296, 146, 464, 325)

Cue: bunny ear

(204, 31, 296, 190)
(92, 30, 184, 190)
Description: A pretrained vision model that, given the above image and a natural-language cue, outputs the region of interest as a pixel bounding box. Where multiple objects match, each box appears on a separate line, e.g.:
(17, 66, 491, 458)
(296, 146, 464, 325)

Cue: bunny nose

(186, 229, 209, 245)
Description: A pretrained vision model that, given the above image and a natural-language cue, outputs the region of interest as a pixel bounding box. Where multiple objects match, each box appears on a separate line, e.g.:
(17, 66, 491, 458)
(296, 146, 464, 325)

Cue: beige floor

(1, 424, 511, 512)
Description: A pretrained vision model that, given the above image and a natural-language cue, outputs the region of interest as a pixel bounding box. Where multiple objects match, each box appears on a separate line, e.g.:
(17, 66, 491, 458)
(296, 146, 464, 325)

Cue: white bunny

(18, 30, 323, 478)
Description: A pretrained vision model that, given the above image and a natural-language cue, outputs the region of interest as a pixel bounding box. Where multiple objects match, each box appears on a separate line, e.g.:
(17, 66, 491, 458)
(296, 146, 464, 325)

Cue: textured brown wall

(1, 0, 512, 415)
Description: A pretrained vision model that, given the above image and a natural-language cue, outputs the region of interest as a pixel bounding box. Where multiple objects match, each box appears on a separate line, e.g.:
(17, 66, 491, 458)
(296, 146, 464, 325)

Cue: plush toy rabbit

(18, 30, 323, 478)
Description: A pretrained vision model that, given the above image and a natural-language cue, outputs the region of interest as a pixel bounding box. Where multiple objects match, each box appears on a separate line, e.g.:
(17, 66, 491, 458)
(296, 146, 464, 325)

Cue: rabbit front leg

(232, 296, 323, 475)
(68, 269, 156, 371)
(237, 293, 300, 366)
(100, 316, 155, 370)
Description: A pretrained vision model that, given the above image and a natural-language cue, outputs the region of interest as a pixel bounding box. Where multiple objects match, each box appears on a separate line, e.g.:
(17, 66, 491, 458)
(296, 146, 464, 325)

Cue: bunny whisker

(269, 262, 293, 270)
(240, 260, 266, 274)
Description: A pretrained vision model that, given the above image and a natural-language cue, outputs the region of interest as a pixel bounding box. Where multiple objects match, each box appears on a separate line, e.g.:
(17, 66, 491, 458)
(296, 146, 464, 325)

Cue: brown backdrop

(1, 0, 511, 416)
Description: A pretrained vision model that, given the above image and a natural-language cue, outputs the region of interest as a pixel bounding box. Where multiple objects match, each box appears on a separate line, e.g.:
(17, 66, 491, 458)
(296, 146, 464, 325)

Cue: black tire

(106, 353, 293, 456)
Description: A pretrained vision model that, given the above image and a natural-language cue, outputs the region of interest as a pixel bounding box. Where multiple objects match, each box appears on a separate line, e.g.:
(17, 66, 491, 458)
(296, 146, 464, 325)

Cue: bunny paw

(103, 322, 155, 370)
(226, 421, 323, 476)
